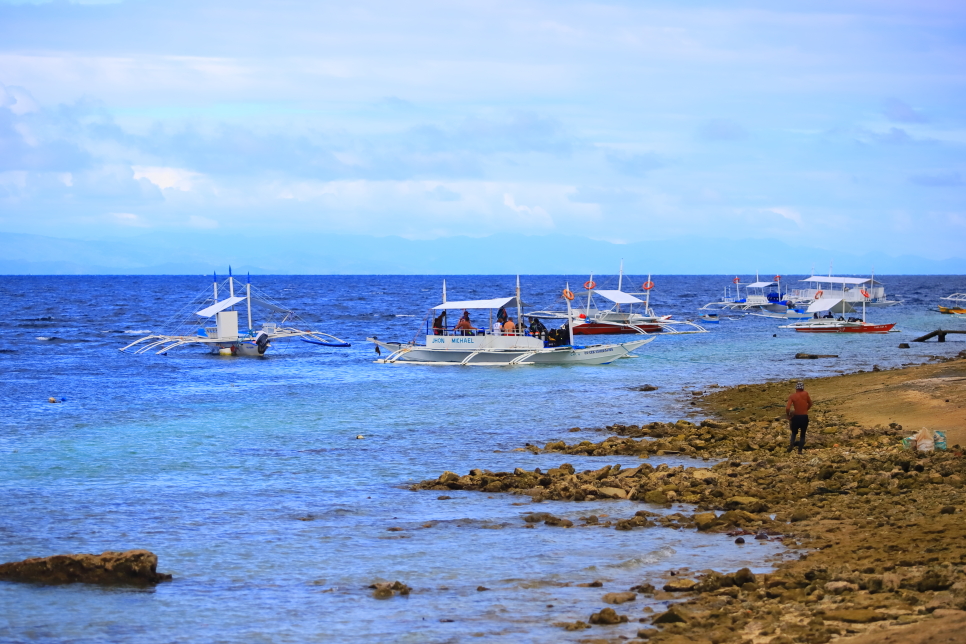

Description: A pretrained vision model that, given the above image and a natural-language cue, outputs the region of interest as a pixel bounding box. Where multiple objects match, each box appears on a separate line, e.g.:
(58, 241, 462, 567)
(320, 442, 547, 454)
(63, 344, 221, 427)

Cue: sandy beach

(413, 351, 966, 643)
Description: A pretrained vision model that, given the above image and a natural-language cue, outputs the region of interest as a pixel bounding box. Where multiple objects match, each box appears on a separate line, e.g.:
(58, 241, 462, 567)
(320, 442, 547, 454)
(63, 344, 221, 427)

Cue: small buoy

(356, 435, 364, 439)
(772, 334, 777, 337)
(735, 537, 745, 544)
(48, 397, 57, 403)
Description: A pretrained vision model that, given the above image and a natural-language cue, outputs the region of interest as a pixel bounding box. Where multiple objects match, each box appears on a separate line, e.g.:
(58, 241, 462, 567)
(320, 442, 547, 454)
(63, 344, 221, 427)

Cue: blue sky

(0, 0, 964, 258)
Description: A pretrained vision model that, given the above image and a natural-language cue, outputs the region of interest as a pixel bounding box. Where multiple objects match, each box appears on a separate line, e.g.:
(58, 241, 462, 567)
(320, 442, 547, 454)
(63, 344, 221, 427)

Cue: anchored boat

(779, 295, 896, 334)
(367, 278, 655, 365)
(121, 270, 350, 356)
(938, 294, 966, 315)
(701, 275, 796, 315)
(528, 267, 707, 335)
(786, 274, 901, 308)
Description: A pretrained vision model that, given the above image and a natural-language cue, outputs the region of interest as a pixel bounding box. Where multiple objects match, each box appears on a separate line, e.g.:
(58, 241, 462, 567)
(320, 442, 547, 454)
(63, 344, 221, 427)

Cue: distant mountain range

(1, 231, 964, 275)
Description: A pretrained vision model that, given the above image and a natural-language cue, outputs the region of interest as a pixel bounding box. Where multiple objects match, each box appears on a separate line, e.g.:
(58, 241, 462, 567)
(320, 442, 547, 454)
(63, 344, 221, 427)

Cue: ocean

(1, 274, 963, 643)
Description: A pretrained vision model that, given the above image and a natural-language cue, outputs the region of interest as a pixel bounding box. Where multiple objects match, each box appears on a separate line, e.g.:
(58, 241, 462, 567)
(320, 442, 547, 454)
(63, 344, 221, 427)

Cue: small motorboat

(698, 313, 721, 323)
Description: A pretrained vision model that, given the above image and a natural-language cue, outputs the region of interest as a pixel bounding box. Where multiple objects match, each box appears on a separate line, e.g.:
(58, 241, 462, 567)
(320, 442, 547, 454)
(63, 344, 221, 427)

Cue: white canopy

(196, 296, 247, 317)
(806, 298, 857, 314)
(746, 281, 777, 288)
(594, 289, 644, 304)
(433, 297, 520, 310)
(802, 276, 880, 285)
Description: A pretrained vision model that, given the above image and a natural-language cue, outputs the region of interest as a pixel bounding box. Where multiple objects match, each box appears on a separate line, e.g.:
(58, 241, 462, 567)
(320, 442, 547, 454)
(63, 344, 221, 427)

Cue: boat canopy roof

(746, 281, 777, 288)
(196, 296, 247, 317)
(806, 297, 857, 314)
(594, 290, 644, 304)
(802, 276, 881, 285)
(433, 296, 524, 310)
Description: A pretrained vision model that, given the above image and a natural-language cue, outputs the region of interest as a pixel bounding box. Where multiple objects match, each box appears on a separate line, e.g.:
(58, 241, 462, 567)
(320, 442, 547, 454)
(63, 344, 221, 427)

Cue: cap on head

(796, 381, 805, 390)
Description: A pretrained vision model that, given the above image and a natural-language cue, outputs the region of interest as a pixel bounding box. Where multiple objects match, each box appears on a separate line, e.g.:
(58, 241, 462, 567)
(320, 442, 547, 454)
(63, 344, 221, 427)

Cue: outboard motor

(255, 331, 270, 355)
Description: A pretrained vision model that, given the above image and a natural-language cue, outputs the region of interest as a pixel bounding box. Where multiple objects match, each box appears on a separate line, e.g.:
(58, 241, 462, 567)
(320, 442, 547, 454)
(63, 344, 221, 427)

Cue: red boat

(788, 321, 896, 333)
(572, 320, 664, 335)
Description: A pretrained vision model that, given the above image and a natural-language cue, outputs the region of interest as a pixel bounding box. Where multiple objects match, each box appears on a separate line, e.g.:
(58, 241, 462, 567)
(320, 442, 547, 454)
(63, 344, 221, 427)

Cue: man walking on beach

(786, 381, 812, 454)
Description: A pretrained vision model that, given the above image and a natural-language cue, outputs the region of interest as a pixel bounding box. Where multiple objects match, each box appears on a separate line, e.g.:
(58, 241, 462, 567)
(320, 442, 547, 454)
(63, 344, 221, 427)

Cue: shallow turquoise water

(1, 275, 963, 642)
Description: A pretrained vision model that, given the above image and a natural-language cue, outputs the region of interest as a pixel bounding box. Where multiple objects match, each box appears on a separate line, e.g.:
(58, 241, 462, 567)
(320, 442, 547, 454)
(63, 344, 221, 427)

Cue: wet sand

(411, 352, 966, 642)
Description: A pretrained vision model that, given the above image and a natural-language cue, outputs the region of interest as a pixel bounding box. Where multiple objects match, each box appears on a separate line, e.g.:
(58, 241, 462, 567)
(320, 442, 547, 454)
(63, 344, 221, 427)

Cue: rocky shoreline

(411, 358, 966, 643)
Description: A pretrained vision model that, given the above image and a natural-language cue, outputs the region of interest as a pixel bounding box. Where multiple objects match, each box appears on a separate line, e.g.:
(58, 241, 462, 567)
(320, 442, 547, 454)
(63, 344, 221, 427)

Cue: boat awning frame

(433, 297, 524, 310)
(806, 298, 857, 314)
(593, 289, 644, 304)
(196, 296, 247, 317)
(802, 276, 881, 285)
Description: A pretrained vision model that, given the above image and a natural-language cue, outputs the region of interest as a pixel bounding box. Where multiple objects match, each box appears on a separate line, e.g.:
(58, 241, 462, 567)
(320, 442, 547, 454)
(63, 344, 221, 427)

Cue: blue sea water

(1, 274, 963, 643)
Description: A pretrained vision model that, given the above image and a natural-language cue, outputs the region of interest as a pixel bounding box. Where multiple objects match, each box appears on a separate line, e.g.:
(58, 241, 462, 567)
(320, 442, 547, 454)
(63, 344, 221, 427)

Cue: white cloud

(503, 193, 555, 229)
(112, 212, 150, 227)
(765, 207, 803, 227)
(132, 166, 202, 191)
(188, 214, 219, 229)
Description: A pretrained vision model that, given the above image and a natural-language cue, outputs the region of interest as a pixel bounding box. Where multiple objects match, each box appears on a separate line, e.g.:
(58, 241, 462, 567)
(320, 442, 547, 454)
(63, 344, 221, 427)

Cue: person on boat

(454, 311, 476, 335)
(502, 317, 516, 335)
(492, 320, 502, 336)
(528, 317, 547, 339)
(813, 312, 819, 319)
(496, 306, 508, 324)
(432, 311, 447, 335)
(785, 381, 813, 454)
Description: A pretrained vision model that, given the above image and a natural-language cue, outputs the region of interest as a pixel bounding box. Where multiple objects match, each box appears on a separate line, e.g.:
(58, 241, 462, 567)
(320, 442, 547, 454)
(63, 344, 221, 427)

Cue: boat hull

(791, 322, 896, 334)
(368, 337, 654, 365)
(572, 322, 662, 335)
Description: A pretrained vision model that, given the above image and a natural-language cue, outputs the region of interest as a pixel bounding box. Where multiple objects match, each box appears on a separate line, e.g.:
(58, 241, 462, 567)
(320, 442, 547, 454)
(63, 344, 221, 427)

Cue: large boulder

(0, 550, 172, 585)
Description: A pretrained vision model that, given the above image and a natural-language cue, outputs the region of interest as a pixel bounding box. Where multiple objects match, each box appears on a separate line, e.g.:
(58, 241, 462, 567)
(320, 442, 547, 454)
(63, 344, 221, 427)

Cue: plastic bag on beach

(914, 427, 935, 453)
(934, 430, 947, 451)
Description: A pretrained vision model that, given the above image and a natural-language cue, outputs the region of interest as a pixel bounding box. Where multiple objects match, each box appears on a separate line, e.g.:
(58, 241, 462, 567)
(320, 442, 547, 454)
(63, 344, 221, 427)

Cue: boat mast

(442, 279, 447, 304)
(645, 273, 652, 316)
(618, 260, 623, 291)
(585, 273, 593, 319)
(516, 274, 523, 333)
(565, 282, 575, 347)
(229, 266, 235, 299)
(246, 273, 253, 333)
(213, 271, 218, 303)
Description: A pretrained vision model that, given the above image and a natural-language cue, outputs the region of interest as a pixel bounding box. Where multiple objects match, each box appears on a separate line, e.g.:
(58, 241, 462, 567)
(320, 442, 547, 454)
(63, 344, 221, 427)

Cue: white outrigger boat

(701, 275, 801, 316)
(786, 274, 901, 308)
(367, 278, 655, 365)
(121, 270, 350, 356)
(527, 267, 707, 335)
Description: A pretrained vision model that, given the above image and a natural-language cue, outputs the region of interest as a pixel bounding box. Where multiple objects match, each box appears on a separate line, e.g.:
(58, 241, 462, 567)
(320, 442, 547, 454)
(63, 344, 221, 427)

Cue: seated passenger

(492, 320, 502, 336)
(454, 312, 476, 335)
(502, 317, 516, 335)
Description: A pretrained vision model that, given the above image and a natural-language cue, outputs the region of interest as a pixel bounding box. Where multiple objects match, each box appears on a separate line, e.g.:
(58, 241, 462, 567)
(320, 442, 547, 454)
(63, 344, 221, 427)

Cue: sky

(0, 0, 964, 260)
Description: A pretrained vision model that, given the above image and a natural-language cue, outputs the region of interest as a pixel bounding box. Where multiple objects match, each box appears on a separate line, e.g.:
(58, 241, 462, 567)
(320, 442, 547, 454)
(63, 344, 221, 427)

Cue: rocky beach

(411, 351, 966, 643)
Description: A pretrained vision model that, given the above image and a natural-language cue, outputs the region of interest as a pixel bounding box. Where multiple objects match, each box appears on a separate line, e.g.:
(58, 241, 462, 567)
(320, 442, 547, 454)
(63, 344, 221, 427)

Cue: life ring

(732, 277, 740, 284)
(814, 290, 824, 300)
(562, 289, 575, 301)
(584, 280, 597, 290)
(642, 281, 654, 291)
(860, 289, 870, 298)
(774, 275, 781, 282)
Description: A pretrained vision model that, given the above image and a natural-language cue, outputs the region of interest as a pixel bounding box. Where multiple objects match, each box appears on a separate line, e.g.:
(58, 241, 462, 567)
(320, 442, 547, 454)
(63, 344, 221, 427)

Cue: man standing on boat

(786, 382, 812, 454)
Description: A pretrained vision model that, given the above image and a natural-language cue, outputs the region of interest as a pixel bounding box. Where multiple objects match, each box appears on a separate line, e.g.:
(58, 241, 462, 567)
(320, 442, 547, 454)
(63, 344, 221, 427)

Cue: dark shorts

(790, 415, 809, 431)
